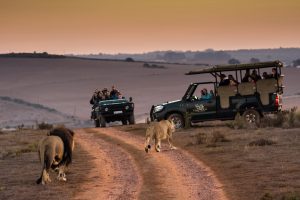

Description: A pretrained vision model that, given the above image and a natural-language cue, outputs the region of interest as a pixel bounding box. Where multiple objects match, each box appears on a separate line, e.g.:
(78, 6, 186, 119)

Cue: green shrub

(194, 130, 229, 146)
(248, 139, 276, 146)
(37, 122, 53, 130)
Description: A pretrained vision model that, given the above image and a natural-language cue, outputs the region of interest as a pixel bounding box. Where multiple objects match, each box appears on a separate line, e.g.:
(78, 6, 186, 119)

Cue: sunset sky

(1, 0, 299, 54)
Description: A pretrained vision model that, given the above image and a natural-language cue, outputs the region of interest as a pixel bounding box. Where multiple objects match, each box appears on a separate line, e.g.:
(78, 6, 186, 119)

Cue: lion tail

(144, 128, 152, 153)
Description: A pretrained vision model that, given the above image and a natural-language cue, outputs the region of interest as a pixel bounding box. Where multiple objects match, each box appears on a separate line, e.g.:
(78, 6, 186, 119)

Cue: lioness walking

(144, 119, 176, 153)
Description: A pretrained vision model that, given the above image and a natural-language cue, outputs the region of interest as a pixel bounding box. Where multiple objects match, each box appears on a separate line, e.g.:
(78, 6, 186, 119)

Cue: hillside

(76, 48, 300, 66)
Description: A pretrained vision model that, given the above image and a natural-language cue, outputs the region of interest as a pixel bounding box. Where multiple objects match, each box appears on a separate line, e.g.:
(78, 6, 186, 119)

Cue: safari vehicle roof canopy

(185, 60, 283, 75)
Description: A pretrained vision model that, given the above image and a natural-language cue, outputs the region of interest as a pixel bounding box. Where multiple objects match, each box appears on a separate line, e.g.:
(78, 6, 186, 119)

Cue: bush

(281, 193, 300, 200)
(225, 114, 244, 129)
(248, 139, 276, 146)
(37, 122, 53, 130)
(260, 193, 273, 200)
(194, 130, 230, 146)
(260, 107, 300, 128)
(125, 57, 134, 62)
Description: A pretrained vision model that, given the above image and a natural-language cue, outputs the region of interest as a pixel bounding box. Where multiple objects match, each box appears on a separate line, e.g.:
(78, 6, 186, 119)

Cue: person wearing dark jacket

(270, 68, 280, 79)
(251, 69, 261, 82)
(90, 89, 102, 105)
(219, 74, 230, 86)
(242, 69, 251, 82)
(110, 85, 119, 99)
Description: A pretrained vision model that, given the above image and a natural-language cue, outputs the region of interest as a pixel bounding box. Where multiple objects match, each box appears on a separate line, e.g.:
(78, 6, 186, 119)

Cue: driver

(200, 88, 212, 100)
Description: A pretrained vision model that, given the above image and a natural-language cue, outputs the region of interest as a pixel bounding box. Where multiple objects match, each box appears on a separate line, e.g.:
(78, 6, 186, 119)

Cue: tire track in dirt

(87, 127, 227, 200)
(74, 129, 142, 200)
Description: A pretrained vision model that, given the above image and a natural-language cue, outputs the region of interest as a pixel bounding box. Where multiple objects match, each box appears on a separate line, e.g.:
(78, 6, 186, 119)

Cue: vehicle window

(193, 84, 215, 100)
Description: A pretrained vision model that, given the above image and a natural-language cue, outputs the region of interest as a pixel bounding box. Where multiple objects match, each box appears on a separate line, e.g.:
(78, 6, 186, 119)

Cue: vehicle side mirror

(129, 97, 133, 102)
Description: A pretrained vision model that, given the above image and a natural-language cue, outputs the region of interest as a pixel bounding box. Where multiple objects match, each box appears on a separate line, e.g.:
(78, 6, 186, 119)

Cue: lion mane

(48, 127, 75, 167)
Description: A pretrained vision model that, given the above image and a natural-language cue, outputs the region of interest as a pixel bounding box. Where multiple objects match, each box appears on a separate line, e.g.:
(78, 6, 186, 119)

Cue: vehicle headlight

(154, 105, 164, 113)
(95, 107, 99, 112)
(104, 107, 109, 112)
(125, 105, 129, 110)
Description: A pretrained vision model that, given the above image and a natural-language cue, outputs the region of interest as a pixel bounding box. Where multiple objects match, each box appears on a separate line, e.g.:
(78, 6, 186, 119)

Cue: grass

(248, 139, 276, 146)
(193, 130, 230, 147)
(0, 129, 45, 159)
(226, 107, 300, 129)
(118, 123, 300, 200)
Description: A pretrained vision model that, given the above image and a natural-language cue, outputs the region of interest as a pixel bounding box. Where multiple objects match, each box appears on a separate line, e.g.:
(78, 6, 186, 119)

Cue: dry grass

(118, 123, 300, 200)
(226, 107, 300, 129)
(0, 129, 94, 200)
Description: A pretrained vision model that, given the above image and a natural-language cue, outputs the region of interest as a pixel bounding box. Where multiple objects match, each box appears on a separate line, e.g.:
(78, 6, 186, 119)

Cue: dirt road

(75, 127, 227, 200)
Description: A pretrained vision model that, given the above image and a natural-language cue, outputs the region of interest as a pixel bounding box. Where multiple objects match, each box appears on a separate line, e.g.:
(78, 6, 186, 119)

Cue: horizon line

(1, 46, 300, 56)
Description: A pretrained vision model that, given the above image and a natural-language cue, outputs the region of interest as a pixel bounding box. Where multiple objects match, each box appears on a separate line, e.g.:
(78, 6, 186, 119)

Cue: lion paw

(170, 146, 177, 150)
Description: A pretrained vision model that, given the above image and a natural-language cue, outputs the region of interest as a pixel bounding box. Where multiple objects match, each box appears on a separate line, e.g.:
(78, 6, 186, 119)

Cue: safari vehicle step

(151, 60, 284, 128)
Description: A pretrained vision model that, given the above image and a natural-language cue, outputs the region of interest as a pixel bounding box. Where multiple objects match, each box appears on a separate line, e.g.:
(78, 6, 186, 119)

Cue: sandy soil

(79, 127, 227, 200)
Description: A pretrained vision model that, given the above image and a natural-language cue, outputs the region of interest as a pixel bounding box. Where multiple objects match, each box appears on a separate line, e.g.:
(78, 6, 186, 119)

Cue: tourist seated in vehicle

(270, 67, 280, 79)
(242, 69, 251, 82)
(117, 91, 124, 99)
(218, 74, 230, 86)
(200, 88, 212, 100)
(228, 74, 239, 86)
(110, 85, 119, 99)
(209, 90, 215, 97)
(250, 69, 262, 82)
(90, 89, 102, 105)
(102, 88, 110, 100)
(262, 72, 271, 79)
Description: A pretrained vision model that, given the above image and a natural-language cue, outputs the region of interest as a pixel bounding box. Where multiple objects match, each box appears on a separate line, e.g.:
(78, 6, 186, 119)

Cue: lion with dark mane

(36, 127, 75, 185)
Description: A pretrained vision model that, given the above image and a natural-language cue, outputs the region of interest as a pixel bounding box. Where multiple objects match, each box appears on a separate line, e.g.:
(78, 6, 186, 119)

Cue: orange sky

(0, 0, 299, 54)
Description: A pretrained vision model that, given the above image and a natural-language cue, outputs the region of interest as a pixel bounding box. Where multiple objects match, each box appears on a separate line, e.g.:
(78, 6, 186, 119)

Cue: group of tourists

(90, 85, 123, 105)
(218, 67, 280, 87)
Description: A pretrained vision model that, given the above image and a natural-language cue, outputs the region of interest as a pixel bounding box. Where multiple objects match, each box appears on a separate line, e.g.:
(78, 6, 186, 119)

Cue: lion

(36, 127, 75, 185)
(144, 119, 176, 153)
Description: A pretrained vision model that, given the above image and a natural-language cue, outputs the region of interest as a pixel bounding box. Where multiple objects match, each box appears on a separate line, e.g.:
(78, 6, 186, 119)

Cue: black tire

(128, 114, 135, 125)
(242, 109, 260, 127)
(167, 113, 184, 129)
(122, 118, 128, 125)
(100, 116, 106, 127)
(94, 119, 100, 128)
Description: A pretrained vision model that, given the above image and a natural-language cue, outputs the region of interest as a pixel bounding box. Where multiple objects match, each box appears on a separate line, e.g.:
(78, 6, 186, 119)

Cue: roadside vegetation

(119, 112, 300, 200)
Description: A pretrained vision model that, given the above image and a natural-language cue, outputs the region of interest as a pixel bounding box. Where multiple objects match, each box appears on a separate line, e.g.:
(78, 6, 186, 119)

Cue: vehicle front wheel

(128, 114, 135, 125)
(242, 109, 260, 127)
(100, 116, 106, 127)
(122, 118, 128, 125)
(167, 113, 184, 129)
(94, 119, 100, 128)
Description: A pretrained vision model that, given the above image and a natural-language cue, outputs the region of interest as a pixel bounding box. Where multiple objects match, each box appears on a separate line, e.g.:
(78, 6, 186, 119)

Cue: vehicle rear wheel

(167, 113, 184, 129)
(128, 114, 135, 125)
(100, 116, 106, 127)
(242, 109, 260, 127)
(94, 119, 100, 128)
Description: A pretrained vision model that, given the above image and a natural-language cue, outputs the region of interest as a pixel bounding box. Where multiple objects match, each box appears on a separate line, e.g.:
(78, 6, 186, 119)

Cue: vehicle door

(184, 84, 217, 121)
(188, 97, 217, 121)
